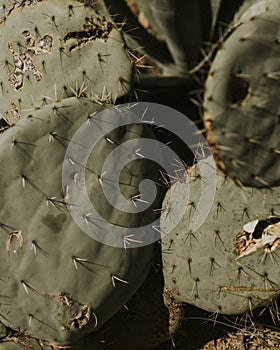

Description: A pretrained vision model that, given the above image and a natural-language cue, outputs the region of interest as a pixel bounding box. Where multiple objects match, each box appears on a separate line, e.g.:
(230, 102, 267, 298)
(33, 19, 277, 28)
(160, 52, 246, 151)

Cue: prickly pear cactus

(0, 0, 132, 124)
(203, 9, 280, 187)
(0, 97, 163, 346)
(161, 159, 280, 314)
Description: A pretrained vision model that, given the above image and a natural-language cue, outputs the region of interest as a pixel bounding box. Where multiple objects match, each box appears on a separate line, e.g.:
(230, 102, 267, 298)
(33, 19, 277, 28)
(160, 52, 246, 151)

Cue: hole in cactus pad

(235, 217, 280, 258)
(228, 75, 250, 105)
(0, 118, 9, 132)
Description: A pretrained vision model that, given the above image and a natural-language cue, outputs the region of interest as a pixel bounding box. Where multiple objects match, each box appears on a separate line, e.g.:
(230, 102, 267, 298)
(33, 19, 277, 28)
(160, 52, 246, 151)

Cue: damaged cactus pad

(161, 159, 280, 315)
(0, 97, 163, 346)
(0, 0, 132, 124)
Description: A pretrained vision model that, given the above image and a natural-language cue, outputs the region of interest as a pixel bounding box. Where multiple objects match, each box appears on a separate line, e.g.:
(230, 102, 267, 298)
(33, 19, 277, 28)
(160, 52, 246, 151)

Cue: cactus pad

(0, 97, 160, 345)
(203, 9, 280, 187)
(161, 159, 280, 314)
(0, 0, 132, 124)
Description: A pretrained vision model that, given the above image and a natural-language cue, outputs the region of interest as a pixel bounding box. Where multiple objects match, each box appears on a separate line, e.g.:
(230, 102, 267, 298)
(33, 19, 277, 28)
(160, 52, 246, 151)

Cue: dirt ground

(155, 300, 280, 350)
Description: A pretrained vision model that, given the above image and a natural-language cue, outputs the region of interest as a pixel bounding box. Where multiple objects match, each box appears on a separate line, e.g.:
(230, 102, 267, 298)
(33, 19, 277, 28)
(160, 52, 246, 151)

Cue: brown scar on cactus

(10, 101, 21, 119)
(163, 286, 184, 338)
(0, 0, 43, 23)
(8, 30, 53, 90)
(7, 230, 23, 253)
(202, 113, 227, 173)
(63, 16, 114, 52)
(203, 112, 250, 188)
(69, 305, 92, 330)
(47, 292, 98, 331)
(235, 218, 280, 258)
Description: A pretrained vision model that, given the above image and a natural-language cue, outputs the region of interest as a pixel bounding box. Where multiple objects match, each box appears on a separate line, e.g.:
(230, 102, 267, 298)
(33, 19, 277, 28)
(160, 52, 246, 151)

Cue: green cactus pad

(161, 159, 280, 314)
(0, 97, 161, 345)
(0, 0, 132, 124)
(203, 9, 280, 187)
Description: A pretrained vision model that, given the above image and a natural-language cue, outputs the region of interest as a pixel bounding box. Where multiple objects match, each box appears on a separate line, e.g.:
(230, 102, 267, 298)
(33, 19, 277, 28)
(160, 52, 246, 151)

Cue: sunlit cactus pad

(161, 159, 280, 314)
